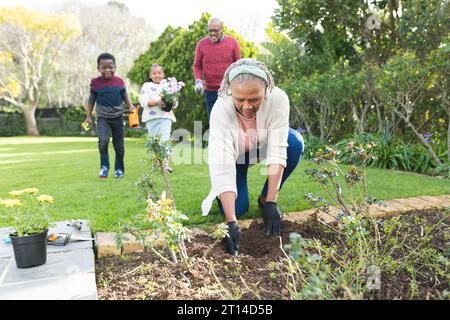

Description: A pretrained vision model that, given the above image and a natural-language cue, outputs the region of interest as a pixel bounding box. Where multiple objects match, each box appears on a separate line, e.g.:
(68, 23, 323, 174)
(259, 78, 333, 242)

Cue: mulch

(95, 208, 448, 300)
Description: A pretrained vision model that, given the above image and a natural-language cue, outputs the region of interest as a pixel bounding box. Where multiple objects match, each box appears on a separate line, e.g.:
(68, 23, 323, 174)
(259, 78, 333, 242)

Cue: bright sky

(0, 0, 279, 43)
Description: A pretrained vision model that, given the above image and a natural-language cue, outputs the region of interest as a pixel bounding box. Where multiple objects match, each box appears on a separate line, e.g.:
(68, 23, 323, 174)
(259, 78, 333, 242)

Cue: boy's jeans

(97, 116, 124, 172)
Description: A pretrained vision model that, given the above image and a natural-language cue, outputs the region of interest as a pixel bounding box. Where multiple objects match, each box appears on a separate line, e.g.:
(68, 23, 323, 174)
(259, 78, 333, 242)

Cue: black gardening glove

(225, 221, 241, 256)
(262, 201, 283, 236)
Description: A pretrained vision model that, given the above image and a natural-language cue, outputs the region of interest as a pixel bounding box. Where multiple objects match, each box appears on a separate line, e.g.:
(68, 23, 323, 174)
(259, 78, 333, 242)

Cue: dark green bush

(59, 106, 86, 122)
(335, 134, 445, 174)
(432, 162, 450, 179)
(302, 135, 325, 160)
(304, 133, 446, 176)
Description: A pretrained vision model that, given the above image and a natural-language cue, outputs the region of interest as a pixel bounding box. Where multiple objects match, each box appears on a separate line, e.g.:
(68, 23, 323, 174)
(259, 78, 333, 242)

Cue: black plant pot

(10, 229, 48, 268)
(161, 100, 173, 112)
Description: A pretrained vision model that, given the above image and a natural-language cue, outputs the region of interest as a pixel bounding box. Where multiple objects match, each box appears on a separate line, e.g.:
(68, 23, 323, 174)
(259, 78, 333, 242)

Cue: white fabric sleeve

(208, 104, 238, 199)
(266, 89, 290, 167)
(139, 83, 150, 109)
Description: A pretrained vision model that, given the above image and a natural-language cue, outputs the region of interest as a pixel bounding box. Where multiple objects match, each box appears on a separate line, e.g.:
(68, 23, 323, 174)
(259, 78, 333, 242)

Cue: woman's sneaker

(98, 166, 109, 179)
(114, 169, 124, 178)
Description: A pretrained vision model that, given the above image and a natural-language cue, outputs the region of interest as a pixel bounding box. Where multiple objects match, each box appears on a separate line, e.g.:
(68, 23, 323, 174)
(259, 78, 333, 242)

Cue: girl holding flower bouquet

(139, 63, 185, 172)
(139, 63, 184, 142)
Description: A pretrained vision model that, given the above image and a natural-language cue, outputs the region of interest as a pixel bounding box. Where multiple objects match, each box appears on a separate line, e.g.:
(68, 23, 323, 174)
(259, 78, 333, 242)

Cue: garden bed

(96, 208, 449, 300)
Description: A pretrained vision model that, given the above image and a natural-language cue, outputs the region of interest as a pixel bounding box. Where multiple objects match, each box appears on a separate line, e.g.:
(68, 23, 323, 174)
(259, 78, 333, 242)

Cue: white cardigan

(201, 86, 290, 216)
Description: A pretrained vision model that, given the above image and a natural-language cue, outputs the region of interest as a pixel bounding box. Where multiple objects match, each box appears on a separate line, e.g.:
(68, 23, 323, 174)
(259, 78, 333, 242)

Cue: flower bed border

(94, 195, 450, 258)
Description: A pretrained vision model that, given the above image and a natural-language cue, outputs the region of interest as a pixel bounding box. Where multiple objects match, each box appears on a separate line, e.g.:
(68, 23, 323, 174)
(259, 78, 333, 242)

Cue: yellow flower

(0, 199, 22, 208)
(8, 190, 25, 197)
(157, 191, 172, 208)
(23, 187, 39, 194)
(37, 195, 54, 203)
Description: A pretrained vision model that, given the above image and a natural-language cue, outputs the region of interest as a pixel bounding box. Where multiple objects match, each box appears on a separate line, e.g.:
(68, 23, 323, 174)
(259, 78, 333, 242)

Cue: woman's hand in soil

(262, 201, 283, 236)
(226, 221, 241, 256)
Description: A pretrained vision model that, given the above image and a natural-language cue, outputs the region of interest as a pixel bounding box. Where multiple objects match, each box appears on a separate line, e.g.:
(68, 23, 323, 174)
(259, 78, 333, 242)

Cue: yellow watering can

(128, 105, 140, 128)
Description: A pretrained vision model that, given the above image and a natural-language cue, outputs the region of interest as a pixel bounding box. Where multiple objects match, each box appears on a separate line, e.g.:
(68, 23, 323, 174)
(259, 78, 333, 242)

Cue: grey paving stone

(47, 239, 94, 253)
(2, 248, 94, 285)
(48, 220, 93, 248)
(0, 220, 97, 300)
(0, 220, 93, 257)
(0, 258, 12, 285)
(0, 228, 15, 259)
(50, 220, 91, 234)
(0, 272, 97, 300)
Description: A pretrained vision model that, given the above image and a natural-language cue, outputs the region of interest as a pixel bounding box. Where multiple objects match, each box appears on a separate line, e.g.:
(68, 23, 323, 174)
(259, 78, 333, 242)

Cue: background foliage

(128, 12, 258, 130)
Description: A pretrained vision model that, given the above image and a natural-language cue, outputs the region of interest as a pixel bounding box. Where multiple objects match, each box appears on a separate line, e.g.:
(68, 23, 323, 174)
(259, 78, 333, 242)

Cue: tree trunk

(358, 104, 369, 134)
(376, 103, 383, 134)
(447, 106, 450, 162)
(404, 117, 442, 165)
(442, 89, 449, 162)
(319, 101, 326, 141)
(23, 107, 39, 136)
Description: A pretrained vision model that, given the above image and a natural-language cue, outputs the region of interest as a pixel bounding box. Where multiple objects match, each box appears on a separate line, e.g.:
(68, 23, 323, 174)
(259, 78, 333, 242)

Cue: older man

(193, 17, 241, 120)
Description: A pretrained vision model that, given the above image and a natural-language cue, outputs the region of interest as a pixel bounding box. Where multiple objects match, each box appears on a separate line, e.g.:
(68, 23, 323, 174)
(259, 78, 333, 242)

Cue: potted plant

(0, 188, 54, 268)
(160, 77, 185, 112)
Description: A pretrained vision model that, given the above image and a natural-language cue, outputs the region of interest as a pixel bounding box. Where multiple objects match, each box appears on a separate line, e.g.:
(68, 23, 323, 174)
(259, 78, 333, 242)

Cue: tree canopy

(261, 0, 449, 165)
(0, 6, 81, 135)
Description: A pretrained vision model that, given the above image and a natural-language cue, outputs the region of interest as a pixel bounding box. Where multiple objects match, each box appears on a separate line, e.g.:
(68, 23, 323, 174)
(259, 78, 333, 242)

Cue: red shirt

(193, 35, 241, 91)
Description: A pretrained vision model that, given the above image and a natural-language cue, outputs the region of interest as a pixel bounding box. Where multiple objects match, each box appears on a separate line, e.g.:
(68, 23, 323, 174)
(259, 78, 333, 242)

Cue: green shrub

(335, 133, 443, 174)
(59, 106, 86, 123)
(432, 162, 450, 179)
(124, 127, 147, 138)
(283, 142, 449, 299)
(302, 135, 325, 160)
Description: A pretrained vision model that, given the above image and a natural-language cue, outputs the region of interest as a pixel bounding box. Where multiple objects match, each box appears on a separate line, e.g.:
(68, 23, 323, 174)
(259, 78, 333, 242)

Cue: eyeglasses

(208, 29, 220, 33)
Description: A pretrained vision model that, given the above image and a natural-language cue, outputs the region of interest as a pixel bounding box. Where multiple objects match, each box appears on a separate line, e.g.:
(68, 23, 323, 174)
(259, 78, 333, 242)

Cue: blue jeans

(217, 128, 304, 217)
(204, 90, 218, 120)
(146, 118, 172, 142)
(97, 116, 124, 172)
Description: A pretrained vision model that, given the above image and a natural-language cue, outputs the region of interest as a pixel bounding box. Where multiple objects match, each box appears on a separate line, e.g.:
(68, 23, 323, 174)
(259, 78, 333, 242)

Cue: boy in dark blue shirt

(83, 53, 135, 178)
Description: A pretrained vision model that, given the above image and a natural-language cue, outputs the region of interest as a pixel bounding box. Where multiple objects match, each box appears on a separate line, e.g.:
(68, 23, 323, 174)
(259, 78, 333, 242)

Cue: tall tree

(51, 2, 157, 108)
(377, 51, 442, 164)
(0, 6, 81, 135)
(273, 0, 373, 65)
(428, 44, 450, 162)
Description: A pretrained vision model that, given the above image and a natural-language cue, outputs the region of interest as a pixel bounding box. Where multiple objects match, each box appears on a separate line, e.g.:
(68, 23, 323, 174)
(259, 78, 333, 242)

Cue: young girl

(139, 63, 178, 142)
(139, 63, 178, 171)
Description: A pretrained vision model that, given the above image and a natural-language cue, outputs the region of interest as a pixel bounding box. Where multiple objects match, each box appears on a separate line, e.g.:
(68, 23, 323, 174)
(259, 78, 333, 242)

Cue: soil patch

(96, 209, 448, 300)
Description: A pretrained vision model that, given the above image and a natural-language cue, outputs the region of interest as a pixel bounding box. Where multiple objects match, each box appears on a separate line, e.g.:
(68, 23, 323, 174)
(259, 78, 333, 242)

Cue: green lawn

(1, 136, 449, 232)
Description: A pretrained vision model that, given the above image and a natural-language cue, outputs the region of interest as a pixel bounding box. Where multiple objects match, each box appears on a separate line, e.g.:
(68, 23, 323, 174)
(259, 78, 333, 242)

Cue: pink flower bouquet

(160, 77, 185, 112)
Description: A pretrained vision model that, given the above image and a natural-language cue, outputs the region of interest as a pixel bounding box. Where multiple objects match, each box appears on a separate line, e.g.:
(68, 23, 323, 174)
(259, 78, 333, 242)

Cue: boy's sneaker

(114, 169, 124, 178)
(98, 166, 108, 179)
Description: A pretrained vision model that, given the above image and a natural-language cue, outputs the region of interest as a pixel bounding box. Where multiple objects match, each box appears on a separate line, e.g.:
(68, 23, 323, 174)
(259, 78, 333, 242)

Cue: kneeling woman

(202, 58, 304, 255)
